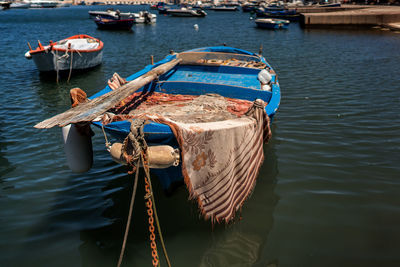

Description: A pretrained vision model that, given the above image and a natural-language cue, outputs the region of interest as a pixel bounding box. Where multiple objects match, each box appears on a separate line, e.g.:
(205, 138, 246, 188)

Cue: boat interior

(91, 51, 278, 142)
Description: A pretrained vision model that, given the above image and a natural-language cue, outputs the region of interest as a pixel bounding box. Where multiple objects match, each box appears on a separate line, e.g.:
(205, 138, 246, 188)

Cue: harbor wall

(299, 5, 400, 28)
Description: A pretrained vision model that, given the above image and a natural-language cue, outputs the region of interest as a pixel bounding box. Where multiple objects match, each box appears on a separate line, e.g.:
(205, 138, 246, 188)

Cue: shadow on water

(95, 28, 135, 34)
(0, 118, 16, 181)
(37, 64, 104, 83)
(76, 129, 280, 267)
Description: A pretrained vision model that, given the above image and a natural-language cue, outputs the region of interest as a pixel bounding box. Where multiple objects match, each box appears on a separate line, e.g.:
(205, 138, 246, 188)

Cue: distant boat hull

(94, 17, 135, 30)
(10, 2, 31, 8)
(26, 34, 103, 72)
(255, 18, 290, 29)
(30, 0, 58, 8)
(256, 9, 299, 21)
(209, 6, 238, 11)
(166, 8, 207, 17)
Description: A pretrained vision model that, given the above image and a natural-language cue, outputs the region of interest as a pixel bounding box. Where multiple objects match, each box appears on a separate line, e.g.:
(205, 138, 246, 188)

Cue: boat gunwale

(29, 34, 104, 55)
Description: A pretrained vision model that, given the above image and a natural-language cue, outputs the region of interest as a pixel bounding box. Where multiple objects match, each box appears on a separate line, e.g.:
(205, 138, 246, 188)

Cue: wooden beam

(34, 58, 182, 129)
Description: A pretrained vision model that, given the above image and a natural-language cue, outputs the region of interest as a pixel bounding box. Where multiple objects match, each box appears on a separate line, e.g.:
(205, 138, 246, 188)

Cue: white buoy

(24, 51, 32, 59)
(62, 124, 93, 173)
(194, 24, 199, 31)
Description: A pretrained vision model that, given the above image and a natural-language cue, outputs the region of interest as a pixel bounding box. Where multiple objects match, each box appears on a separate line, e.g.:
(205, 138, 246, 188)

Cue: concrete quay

(299, 5, 400, 30)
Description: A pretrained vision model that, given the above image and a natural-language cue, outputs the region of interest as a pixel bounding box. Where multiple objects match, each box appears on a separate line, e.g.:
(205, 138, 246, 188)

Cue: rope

(55, 49, 59, 84)
(117, 159, 140, 267)
(113, 119, 172, 267)
(101, 124, 111, 151)
(67, 49, 73, 83)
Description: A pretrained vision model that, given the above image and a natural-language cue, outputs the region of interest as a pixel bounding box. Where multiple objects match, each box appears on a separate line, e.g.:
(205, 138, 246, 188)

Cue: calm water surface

(0, 6, 400, 267)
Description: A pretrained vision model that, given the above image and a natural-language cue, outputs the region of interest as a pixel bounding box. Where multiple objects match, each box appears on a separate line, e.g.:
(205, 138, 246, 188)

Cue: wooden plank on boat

(34, 58, 182, 129)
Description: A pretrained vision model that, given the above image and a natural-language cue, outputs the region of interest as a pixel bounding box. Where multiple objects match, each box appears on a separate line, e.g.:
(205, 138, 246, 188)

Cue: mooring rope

(101, 124, 111, 151)
(117, 159, 140, 267)
(55, 49, 59, 84)
(67, 49, 73, 83)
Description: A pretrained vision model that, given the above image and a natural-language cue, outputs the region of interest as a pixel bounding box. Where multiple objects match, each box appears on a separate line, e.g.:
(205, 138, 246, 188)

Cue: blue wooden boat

(256, 8, 299, 21)
(94, 16, 135, 31)
(255, 18, 290, 29)
(35, 46, 281, 193)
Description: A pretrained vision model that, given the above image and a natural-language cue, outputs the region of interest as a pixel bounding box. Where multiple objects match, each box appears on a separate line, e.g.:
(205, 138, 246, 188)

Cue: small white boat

(255, 18, 290, 29)
(89, 9, 134, 19)
(10, 2, 31, 8)
(166, 7, 207, 17)
(25, 34, 103, 72)
(133, 10, 156, 24)
(29, 0, 58, 8)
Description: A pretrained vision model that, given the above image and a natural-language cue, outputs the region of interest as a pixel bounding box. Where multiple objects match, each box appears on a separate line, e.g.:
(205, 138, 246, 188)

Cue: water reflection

(78, 133, 279, 266)
(200, 140, 279, 267)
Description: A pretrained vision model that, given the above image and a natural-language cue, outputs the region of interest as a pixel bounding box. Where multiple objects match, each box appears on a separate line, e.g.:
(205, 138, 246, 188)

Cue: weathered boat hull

(31, 50, 103, 72)
(90, 46, 281, 190)
(26, 34, 103, 72)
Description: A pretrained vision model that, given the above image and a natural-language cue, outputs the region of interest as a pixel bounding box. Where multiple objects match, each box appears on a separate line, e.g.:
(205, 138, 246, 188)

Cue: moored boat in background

(255, 18, 290, 29)
(25, 34, 103, 72)
(256, 7, 299, 21)
(166, 7, 207, 17)
(10, 1, 30, 8)
(89, 9, 134, 19)
(94, 16, 135, 30)
(209, 5, 238, 11)
(133, 10, 156, 24)
(29, 0, 58, 8)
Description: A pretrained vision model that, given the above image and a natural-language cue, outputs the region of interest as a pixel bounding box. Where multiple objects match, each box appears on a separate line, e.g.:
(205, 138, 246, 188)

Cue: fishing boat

(24, 34, 103, 72)
(256, 8, 299, 21)
(166, 7, 207, 17)
(94, 16, 135, 30)
(255, 18, 289, 29)
(35, 46, 280, 223)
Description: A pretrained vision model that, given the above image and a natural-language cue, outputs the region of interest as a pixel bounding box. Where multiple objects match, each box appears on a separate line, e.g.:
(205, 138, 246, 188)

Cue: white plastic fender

(25, 51, 32, 59)
(110, 142, 180, 169)
(258, 69, 272, 84)
(258, 69, 272, 92)
(62, 124, 93, 173)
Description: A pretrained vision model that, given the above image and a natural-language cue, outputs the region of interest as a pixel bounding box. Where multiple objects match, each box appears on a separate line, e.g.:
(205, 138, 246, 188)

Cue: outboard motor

(144, 11, 151, 24)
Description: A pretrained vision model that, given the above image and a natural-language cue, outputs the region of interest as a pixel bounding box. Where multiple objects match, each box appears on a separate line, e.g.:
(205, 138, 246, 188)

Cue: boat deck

(166, 65, 261, 90)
